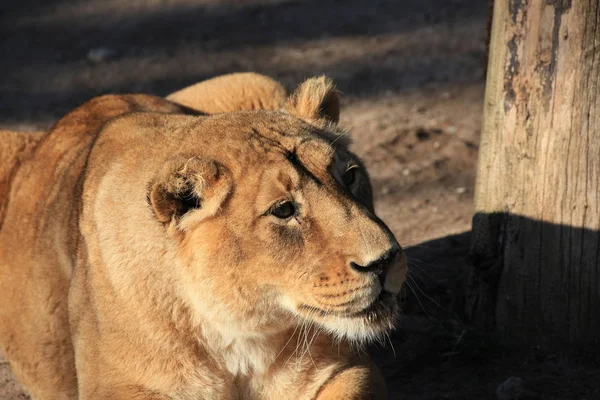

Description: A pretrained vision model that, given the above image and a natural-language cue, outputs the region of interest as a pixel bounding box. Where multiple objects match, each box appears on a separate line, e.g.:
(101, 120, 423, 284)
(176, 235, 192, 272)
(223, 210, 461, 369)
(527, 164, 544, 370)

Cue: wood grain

(470, 0, 600, 348)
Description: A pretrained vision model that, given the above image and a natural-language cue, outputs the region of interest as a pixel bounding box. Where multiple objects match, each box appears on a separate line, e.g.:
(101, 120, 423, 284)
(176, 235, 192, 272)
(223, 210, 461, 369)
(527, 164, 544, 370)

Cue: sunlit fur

(0, 73, 406, 399)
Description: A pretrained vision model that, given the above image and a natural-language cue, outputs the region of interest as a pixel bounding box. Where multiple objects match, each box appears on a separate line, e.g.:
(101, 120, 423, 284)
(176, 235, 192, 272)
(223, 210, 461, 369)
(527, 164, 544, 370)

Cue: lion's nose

(350, 247, 400, 280)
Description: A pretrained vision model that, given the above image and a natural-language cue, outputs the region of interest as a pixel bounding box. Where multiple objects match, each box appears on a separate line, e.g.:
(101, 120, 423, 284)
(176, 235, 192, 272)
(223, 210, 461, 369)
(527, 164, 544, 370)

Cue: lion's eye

(342, 167, 358, 187)
(271, 201, 296, 219)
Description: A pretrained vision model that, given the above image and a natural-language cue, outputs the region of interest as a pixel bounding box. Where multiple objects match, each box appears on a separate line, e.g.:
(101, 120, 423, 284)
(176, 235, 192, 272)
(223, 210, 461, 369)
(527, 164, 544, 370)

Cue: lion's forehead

(201, 116, 339, 172)
(201, 110, 339, 150)
(128, 111, 348, 183)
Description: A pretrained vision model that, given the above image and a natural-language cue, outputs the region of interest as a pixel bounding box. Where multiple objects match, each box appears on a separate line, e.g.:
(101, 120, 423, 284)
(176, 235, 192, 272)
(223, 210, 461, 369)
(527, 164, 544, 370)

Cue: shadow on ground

(0, 0, 488, 123)
(377, 231, 600, 399)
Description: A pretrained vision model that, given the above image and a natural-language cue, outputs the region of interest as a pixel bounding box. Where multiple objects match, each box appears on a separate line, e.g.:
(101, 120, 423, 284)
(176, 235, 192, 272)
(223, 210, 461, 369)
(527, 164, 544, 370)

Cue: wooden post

(468, 0, 600, 349)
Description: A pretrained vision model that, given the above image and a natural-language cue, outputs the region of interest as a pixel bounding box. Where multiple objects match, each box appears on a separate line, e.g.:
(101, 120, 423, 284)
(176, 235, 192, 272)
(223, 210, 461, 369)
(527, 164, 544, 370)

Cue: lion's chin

(294, 291, 399, 343)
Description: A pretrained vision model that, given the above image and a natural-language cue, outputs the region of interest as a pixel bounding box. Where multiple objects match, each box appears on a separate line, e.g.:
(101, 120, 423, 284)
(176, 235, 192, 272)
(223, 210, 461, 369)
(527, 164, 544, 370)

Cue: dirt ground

(1, 0, 599, 399)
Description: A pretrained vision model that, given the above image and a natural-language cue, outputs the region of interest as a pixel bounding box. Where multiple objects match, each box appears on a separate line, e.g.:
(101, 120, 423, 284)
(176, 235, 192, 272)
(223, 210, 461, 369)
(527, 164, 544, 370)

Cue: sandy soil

(1, 0, 599, 399)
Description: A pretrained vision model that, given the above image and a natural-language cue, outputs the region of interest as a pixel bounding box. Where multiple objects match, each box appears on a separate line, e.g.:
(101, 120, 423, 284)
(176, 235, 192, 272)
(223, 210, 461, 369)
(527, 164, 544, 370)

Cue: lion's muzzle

(350, 247, 399, 283)
(350, 245, 406, 295)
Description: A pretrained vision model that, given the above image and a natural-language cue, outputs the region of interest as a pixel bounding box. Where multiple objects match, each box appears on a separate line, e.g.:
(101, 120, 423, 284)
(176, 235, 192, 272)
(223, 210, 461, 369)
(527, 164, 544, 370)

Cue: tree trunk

(468, 0, 600, 349)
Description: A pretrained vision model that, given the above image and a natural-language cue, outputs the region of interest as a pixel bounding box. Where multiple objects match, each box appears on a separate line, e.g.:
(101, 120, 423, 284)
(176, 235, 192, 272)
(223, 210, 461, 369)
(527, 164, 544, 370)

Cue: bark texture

(469, 0, 600, 349)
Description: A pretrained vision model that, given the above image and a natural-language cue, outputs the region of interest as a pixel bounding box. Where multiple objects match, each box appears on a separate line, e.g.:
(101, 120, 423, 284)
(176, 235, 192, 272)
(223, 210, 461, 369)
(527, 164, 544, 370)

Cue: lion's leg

(8, 351, 77, 400)
(0, 251, 77, 400)
(315, 363, 387, 400)
(0, 281, 77, 400)
(0, 129, 77, 400)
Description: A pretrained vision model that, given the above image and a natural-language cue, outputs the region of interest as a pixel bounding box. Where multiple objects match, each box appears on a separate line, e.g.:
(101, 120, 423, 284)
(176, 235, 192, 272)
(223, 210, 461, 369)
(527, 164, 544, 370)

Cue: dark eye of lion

(271, 201, 296, 219)
(342, 167, 358, 187)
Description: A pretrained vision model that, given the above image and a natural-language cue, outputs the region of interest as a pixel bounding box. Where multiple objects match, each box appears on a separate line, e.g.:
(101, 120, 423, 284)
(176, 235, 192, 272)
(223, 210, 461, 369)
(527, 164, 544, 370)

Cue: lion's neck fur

(178, 295, 288, 378)
(100, 237, 288, 385)
(170, 266, 293, 378)
(184, 315, 340, 400)
(194, 319, 278, 376)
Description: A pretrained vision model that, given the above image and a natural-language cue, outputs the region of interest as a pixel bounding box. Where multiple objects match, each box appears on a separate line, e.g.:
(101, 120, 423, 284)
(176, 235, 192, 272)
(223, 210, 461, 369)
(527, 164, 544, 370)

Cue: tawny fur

(285, 75, 340, 125)
(167, 72, 287, 114)
(0, 73, 406, 400)
(0, 130, 44, 227)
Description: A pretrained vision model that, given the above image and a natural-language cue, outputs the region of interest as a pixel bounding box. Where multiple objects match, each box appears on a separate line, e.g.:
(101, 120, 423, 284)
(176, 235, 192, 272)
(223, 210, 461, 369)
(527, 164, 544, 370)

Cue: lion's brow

(248, 127, 325, 186)
(248, 127, 289, 152)
(285, 150, 323, 186)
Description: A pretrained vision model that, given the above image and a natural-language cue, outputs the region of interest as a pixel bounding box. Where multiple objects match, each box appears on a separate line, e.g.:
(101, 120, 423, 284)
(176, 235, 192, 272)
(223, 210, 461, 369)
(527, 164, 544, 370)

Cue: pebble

(433, 141, 441, 149)
(87, 47, 119, 64)
(496, 376, 524, 400)
(446, 125, 457, 134)
(455, 187, 466, 194)
(402, 169, 410, 176)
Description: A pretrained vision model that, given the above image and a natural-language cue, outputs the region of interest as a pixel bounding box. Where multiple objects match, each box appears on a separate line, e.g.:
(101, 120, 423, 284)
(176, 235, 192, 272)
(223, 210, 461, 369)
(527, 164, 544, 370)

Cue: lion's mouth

(298, 290, 396, 320)
(291, 290, 399, 341)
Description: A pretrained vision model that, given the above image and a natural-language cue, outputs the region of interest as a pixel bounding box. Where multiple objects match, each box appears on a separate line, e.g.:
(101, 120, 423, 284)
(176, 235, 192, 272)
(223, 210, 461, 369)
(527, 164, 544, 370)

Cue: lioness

(0, 73, 406, 399)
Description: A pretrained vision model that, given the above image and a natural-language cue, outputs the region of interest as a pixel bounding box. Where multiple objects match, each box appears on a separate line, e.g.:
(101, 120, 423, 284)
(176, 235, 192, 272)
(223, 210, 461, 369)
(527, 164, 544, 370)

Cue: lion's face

(245, 139, 405, 342)
(149, 78, 406, 343)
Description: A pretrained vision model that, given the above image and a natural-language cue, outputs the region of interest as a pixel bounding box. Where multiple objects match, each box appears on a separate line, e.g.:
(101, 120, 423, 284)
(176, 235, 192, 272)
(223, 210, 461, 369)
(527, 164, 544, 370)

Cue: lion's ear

(148, 156, 232, 230)
(284, 76, 340, 124)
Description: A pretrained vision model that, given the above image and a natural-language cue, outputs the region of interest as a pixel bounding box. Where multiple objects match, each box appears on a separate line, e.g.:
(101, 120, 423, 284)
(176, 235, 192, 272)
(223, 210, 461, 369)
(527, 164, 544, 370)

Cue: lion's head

(91, 77, 406, 349)
(139, 77, 407, 345)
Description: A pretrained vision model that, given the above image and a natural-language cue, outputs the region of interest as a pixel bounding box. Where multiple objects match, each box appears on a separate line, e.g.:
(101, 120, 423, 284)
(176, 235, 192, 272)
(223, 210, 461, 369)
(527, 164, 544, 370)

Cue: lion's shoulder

(167, 72, 287, 114)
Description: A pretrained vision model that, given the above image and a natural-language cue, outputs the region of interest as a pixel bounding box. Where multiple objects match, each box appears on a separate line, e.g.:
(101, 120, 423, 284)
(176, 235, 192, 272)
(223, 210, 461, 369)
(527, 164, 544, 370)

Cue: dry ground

(1, 0, 599, 399)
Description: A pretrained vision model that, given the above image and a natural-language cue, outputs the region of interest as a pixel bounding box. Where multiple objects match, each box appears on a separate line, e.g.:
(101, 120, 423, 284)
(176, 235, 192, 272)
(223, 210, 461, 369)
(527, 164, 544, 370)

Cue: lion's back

(0, 94, 187, 400)
(0, 130, 43, 227)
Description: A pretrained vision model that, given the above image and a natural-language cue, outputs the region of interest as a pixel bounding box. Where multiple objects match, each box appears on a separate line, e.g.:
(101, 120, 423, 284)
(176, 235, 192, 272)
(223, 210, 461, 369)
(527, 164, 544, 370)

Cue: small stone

(464, 141, 478, 150)
(433, 159, 445, 169)
(402, 169, 410, 176)
(455, 187, 466, 194)
(446, 125, 457, 134)
(87, 47, 119, 64)
(433, 141, 441, 149)
(496, 376, 524, 400)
